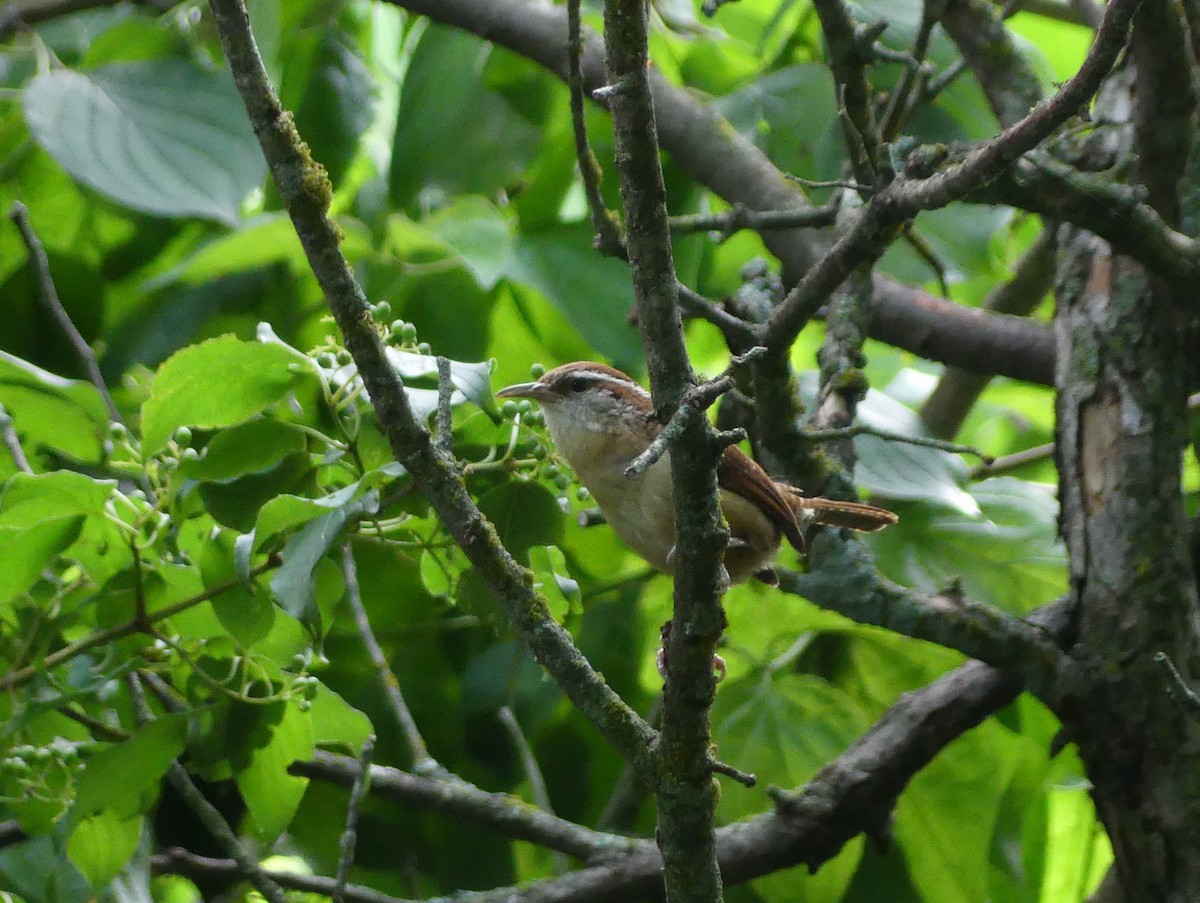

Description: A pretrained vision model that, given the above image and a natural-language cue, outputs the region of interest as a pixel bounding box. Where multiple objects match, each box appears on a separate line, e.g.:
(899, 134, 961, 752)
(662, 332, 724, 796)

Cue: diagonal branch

(206, 0, 658, 777)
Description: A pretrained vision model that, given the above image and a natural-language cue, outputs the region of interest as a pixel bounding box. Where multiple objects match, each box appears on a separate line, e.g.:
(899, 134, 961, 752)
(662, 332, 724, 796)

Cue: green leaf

(140, 335, 308, 454)
(309, 685, 373, 754)
(477, 481, 564, 561)
(505, 225, 643, 373)
(23, 60, 264, 224)
(293, 29, 376, 186)
(868, 477, 1066, 612)
(270, 491, 375, 629)
(67, 811, 142, 889)
(528, 545, 579, 621)
(253, 479, 380, 552)
(425, 196, 515, 289)
(390, 26, 540, 209)
(181, 419, 309, 484)
(0, 471, 115, 602)
(199, 529, 275, 647)
(73, 715, 187, 821)
(385, 349, 495, 417)
(236, 700, 314, 843)
(0, 351, 109, 462)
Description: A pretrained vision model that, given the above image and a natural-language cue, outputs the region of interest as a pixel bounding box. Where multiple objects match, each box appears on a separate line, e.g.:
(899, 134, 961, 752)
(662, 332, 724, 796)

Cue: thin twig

(334, 734, 376, 903)
(971, 441, 1052, 477)
(0, 403, 32, 473)
(1154, 652, 1200, 713)
(499, 706, 569, 873)
(151, 849, 407, 903)
(9, 201, 121, 423)
(674, 282, 759, 347)
(804, 422, 993, 462)
(434, 356, 454, 457)
(166, 762, 289, 903)
(784, 173, 874, 196)
(668, 203, 838, 237)
(708, 756, 756, 787)
(340, 543, 440, 774)
(567, 0, 623, 255)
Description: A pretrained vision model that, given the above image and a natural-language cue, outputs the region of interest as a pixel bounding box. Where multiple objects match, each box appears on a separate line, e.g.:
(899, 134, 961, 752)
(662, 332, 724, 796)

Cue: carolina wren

(497, 362, 897, 585)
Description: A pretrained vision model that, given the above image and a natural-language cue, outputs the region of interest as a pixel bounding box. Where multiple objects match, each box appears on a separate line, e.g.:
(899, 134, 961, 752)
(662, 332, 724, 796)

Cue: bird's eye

(568, 376, 589, 393)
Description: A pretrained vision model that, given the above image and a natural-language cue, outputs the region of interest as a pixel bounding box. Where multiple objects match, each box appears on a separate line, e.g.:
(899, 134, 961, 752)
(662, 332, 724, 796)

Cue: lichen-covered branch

(292, 751, 646, 863)
(206, 0, 657, 775)
(601, 0, 726, 897)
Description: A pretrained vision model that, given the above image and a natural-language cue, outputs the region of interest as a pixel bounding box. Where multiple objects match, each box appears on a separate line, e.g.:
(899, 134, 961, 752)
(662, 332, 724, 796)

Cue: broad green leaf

(505, 225, 643, 373)
(0, 471, 114, 602)
(67, 811, 142, 889)
(293, 29, 376, 186)
(0, 351, 109, 461)
(237, 700, 314, 843)
(253, 479, 378, 552)
(143, 214, 373, 292)
(425, 196, 515, 289)
(181, 419, 308, 484)
(895, 720, 1020, 903)
(390, 26, 539, 209)
(477, 481, 564, 561)
(797, 371, 980, 516)
(141, 335, 307, 454)
(73, 715, 187, 821)
(0, 471, 114, 529)
(1039, 784, 1113, 901)
(23, 61, 264, 224)
(868, 477, 1066, 612)
(309, 684, 373, 754)
(199, 529, 275, 647)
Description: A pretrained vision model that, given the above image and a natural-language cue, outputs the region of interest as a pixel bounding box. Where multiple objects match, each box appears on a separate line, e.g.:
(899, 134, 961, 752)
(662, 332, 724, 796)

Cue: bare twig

(804, 422, 993, 462)
(567, 0, 623, 255)
(499, 706, 569, 872)
(0, 403, 32, 473)
(668, 203, 838, 238)
(334, 734, 376, 903)
(340, 543, 439, 774)
(9, 201, 121, 423)
(152, 849, 407, 903)
(165, 763, 288, 903)
(292, 751, 645, 862)
(434, 356, 454, 457)
(1154, 652, 1200, 714)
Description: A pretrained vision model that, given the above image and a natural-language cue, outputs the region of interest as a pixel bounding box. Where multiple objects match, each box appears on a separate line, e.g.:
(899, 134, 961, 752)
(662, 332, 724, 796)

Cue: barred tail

(783, 491, 898, 532)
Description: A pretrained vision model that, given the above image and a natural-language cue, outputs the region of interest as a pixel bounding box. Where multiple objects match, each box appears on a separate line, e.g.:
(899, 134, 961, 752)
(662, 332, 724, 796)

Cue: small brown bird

(497, 362, 897, 586)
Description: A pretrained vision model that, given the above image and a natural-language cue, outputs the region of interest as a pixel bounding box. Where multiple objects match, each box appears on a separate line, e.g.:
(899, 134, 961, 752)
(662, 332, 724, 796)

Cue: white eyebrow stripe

(571, 370, 652, 399)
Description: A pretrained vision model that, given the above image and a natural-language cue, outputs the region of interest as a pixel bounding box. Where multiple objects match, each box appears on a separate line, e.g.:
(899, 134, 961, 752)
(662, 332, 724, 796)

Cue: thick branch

(779, 534, 1070, 698)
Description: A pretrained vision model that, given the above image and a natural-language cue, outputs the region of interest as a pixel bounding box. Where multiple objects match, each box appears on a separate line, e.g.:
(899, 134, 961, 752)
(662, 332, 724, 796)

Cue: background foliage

(0, 1, 1185, 901)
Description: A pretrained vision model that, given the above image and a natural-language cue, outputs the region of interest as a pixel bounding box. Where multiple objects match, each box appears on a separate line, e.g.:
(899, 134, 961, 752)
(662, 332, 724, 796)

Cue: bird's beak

(496, 380, 554, 403)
